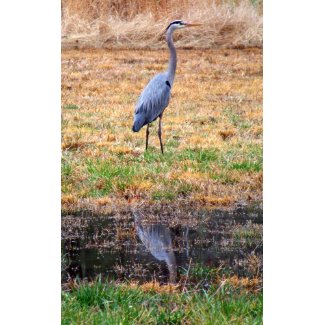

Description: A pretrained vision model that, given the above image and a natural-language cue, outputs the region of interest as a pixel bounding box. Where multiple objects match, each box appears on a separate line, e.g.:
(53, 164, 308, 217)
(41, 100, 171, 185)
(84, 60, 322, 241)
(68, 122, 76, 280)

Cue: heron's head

(165, 20, 202, 33)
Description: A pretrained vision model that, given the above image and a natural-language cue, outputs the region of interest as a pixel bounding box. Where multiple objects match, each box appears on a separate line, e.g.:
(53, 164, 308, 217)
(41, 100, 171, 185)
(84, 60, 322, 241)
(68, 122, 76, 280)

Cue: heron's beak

(185, 23, 202, 27)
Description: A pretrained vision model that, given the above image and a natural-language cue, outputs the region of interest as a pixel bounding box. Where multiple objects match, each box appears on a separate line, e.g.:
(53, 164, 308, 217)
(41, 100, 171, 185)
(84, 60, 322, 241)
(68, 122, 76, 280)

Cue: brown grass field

(61, 47, 262, 213)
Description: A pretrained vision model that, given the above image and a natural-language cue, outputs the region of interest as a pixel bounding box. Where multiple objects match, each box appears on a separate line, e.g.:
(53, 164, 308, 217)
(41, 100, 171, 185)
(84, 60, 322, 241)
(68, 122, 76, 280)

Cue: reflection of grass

(232, 222, 263, 248)
(61, 49, 262, 211)
(180, 264, 227, 283)
(62, 279, 262, 324)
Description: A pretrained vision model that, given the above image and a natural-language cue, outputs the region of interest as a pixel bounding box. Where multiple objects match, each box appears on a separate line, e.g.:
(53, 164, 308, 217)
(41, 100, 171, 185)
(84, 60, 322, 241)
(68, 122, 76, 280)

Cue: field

(61, 47, 262, 213)
(61, 2, 262, 322)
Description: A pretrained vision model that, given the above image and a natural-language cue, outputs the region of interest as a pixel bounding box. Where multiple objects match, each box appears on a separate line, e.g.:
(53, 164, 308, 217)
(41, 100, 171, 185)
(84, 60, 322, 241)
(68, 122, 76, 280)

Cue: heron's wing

(135, 73, 171, 124)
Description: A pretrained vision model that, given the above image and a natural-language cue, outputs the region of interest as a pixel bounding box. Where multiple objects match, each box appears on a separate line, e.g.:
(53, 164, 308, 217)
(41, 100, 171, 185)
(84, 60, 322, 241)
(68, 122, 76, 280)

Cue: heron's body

(132, 20, 200, 153)
(132, 72, 171, 132)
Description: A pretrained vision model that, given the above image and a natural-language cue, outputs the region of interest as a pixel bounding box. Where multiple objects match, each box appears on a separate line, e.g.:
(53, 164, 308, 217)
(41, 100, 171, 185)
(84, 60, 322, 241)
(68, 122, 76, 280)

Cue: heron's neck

(166, 28, 177, 85)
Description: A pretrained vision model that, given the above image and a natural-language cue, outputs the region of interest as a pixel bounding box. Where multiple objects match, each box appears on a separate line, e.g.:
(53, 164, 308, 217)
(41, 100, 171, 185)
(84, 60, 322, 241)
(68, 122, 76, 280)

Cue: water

(62, 206, 262, 284)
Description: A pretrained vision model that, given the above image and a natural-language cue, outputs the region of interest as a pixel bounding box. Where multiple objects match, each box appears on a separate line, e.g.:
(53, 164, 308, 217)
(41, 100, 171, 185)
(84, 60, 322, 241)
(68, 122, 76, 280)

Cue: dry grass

(125, 281, 180, 293)
(61, 47, 262, 212)
(61, 0, 262, 49)
(123, 276, 261, 293)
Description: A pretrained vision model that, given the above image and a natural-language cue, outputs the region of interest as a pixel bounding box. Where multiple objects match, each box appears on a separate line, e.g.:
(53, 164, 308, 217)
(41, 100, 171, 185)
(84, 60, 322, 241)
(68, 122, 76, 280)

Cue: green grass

(151, 181, 196, 200)
(179, 148, 218, 163)
(230, 161, 262, 172)
(221, 144, 263, 172)
(61, 141, 262, 204)
(143, 150, 175, 164)
(64, 104, 79, 110)
(62, 280, 262, 324)
(211, 172, 238, 184)
(62, 143, 262, 201)
(61, 160, 72, 177)
(152, 190, 176, 201)
(86, 159, 137, 196)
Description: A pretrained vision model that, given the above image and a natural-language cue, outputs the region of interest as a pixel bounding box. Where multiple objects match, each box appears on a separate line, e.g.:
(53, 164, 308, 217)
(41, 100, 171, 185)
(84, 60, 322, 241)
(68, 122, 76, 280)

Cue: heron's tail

(132, 113, 146, 132)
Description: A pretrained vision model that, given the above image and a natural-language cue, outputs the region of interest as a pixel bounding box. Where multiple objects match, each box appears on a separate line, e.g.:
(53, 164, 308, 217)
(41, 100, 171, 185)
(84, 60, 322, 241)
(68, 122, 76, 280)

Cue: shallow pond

(62, 206, 262, 284)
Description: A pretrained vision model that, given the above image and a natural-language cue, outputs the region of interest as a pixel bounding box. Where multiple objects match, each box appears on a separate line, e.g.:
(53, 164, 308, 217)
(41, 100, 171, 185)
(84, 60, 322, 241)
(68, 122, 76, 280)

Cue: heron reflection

(134, 213, 177, 283)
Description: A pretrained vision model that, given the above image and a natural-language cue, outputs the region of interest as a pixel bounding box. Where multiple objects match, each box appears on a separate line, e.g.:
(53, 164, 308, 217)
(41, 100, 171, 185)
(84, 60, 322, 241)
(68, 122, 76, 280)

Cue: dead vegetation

(61, 0, 262, 49)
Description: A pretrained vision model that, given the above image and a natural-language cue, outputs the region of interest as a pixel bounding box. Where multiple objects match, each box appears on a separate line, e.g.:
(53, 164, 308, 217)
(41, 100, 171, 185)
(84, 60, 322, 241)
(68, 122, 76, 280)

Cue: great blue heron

(132, 20, 201, 154)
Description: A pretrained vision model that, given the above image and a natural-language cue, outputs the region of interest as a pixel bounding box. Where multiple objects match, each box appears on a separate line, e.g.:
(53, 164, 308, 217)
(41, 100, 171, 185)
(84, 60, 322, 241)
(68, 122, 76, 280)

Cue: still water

(62, 206, 262, 284)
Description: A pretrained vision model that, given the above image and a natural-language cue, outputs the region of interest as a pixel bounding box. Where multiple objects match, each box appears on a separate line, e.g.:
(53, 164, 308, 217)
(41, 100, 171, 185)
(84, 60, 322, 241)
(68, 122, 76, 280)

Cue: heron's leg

(145, 124, 150, 150)
(158, 115, 164, 154)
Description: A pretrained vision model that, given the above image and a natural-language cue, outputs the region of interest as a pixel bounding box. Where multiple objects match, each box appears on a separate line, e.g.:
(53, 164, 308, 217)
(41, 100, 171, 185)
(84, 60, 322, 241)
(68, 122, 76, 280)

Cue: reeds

(61, 0, 262, 49)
